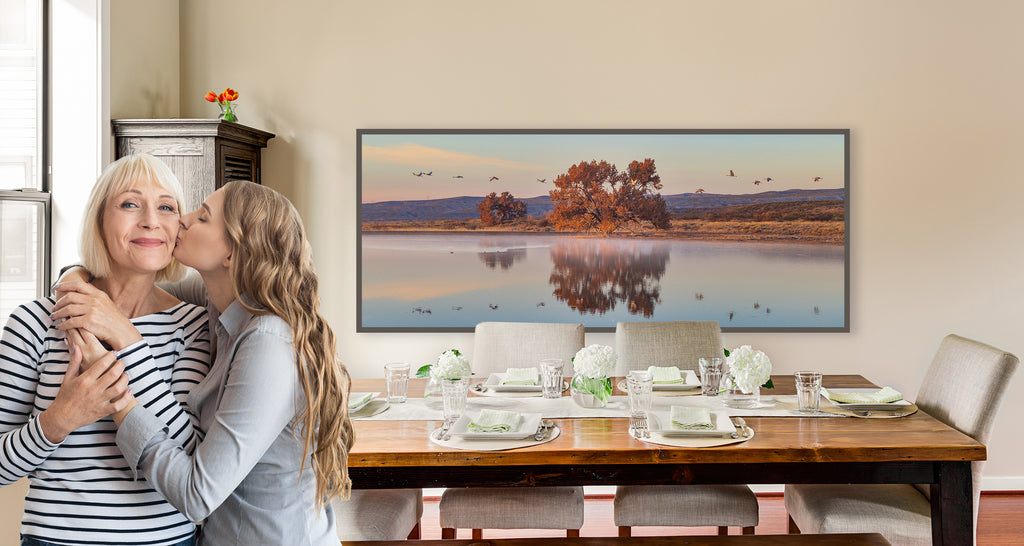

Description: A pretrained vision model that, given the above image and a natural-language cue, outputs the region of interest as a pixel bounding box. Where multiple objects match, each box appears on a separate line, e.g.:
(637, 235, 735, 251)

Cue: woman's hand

(52, 280, 143, 351)
(38, 344, 133, 444)
(66, 328, 113, 371)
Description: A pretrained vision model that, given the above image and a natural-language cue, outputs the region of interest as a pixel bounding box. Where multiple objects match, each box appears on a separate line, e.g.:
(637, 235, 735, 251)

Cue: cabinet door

(217, 142, 261, 187)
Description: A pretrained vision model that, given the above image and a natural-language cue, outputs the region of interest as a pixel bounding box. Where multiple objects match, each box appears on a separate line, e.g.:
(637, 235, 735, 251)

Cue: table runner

(353, 393, 852, 420)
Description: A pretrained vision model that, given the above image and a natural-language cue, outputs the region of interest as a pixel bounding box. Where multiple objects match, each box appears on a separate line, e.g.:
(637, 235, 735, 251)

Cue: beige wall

(8, 3, 1021, 539)
(172, 0, 1024, 483)
(109, 0, 179, 118)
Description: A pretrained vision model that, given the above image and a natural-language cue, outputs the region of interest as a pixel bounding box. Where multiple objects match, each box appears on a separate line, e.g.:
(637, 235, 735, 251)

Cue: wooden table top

(348, 374, 985, 468)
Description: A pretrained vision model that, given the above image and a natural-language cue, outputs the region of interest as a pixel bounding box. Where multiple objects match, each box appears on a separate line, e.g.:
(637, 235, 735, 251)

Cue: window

(0, 0, 48, 319)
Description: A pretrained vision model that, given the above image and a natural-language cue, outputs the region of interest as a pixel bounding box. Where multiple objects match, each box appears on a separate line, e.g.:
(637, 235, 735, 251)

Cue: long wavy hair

(220, 180, 353, 508)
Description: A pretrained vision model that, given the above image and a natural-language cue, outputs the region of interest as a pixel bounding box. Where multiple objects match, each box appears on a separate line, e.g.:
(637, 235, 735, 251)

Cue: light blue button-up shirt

(118, 299, 339, 545)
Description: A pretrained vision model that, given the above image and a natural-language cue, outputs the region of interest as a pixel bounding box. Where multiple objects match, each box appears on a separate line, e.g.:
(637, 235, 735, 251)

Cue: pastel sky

(360, 132, 846, 203)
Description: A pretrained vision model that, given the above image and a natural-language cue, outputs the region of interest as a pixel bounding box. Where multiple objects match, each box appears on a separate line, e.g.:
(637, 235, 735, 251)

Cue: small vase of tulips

(205, 88, 239, 122)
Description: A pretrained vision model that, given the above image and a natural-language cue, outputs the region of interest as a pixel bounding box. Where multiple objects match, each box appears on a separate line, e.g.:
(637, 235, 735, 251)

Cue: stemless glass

(441, 376, 470, 420)
(627, 370, 654, 417)
(540, 358, 565, 399)
(384, 362, 410, 403)
(795, 371, 823, 413)
(698, 357, 724, 397)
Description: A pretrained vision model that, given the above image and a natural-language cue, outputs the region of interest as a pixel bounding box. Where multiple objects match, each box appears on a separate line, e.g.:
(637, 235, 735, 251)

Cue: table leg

(931, 460, 973, 546)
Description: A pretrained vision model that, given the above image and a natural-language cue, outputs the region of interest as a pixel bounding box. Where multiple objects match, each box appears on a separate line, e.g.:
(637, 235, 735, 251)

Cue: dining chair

(785, 334, 1019, 546)
(439, 321, 585, 539)
(614, 320, 723, 375)
(612, 320, 760, 536)
(334, 489, 423, 540)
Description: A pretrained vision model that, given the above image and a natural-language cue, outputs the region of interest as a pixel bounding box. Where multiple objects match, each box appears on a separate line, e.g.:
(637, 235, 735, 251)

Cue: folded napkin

(647, 366, 684, 384)
(670, 406, 714, 430)
(502, 367, 539, 385)
(822, 386, 903, 404)
(348, 392, 374, 409)
(468, 409, 523, 433)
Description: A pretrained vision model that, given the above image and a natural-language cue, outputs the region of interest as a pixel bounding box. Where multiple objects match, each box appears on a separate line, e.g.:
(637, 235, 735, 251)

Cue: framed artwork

(357, 129, 849, 333)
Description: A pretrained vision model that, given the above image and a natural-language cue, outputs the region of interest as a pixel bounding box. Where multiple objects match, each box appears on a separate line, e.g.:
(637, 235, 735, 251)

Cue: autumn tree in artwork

(478, 191, 527, 226)
(548, 158, 670, 235)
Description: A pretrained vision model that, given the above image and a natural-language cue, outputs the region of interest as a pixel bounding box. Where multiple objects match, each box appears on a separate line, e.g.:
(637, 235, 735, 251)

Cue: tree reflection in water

(548, 240, 670, 317)
(478, 247, 527, 270)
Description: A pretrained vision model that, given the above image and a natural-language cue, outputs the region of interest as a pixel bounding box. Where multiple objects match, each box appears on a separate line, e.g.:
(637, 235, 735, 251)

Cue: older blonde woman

(0, 154, 209, 546)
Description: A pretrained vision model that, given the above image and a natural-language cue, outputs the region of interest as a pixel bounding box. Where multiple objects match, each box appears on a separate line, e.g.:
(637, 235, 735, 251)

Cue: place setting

(624, 369, 753, 447)
(470, 360, 570, 399)
(769, 371, 919, 418)
(348, 391, 391, 419)
(429, 409, 561, 450)
(616, 365, 703, 397)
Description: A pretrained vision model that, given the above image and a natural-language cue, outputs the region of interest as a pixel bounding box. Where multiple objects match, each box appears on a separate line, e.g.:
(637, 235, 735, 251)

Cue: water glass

(441, 377, 470, 420)
(795, 371, 823, 413)
(540, 358, 565, 399)
(626, 370, 654, 417)
(384, 362, 410, 403)
(698, 357, 724, 397)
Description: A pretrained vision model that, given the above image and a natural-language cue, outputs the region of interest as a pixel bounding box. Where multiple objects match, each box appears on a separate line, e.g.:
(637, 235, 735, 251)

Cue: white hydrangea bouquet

(416, 349, 472, 396)
(724, 345, 774, 393)
(570, 344, 617, 406)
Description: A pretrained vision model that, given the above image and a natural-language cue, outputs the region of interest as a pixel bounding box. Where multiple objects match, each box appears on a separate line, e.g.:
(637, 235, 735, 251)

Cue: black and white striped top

(1, 297, 210, 545)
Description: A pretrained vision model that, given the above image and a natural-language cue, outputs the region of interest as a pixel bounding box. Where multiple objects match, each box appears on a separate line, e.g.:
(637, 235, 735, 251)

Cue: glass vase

(570, 374, 612, 408)
(218, 101, 238, 123)
(440, 377, 470, 420)
(723, 383, 761, 409)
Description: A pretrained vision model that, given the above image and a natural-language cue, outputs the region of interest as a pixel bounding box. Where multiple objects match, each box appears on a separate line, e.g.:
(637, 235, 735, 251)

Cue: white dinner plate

(823, 388, 912, 411)
(450, 412, 543, 440)
(617, 369, 701, 392)
(484, 372, 542, 392)
(348, 392, 379, 413)
(648, 409, 736, 437)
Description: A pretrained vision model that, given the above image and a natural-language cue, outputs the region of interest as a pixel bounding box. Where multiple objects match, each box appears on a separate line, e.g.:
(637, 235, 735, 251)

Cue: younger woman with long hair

(63, 180, 353, 545)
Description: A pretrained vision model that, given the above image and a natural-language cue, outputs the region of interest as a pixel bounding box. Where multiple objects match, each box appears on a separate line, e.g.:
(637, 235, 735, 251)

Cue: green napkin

(348, 392, 374, 409)
(670, 406, 714, 430)
(647, 366, 684, 384)
(468, 409, 523, 433)
(502, 367, 539, 385)
(822, 386, 903, 404)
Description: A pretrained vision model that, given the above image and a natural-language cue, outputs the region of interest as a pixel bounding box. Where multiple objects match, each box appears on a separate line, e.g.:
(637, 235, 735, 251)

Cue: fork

(630, 415, 649, 438)
(434, 418, 453, 440)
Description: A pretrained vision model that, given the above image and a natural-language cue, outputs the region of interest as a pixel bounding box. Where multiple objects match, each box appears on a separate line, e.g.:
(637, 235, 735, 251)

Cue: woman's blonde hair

(80, 154, 187, 282)
(220, 180, 354, 508)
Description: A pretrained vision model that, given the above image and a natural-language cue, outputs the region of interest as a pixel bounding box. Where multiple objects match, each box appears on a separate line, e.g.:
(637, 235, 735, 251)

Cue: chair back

(915, 334, 1019, 538)
(471, 321, 585, 375)
(615, 321, 722, 376)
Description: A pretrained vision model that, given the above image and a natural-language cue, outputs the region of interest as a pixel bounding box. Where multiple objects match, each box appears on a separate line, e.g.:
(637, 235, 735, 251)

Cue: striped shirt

(0, 297, 210, 545)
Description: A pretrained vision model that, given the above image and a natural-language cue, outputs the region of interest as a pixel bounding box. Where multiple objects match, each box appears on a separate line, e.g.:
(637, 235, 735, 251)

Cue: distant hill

(361, 188, 845, 223)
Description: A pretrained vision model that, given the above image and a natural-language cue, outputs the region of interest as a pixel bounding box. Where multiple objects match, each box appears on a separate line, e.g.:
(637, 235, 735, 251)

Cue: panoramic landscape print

(358, 130, 848, 332)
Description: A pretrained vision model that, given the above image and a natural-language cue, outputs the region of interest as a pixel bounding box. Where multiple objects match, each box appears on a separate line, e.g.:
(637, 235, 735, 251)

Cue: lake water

(360, 232, 845, 330)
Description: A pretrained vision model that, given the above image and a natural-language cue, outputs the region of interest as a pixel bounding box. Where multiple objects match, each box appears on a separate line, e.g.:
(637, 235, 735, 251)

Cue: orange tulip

(217, 92, 226, 103)
(223, 88, 239, 101)
(204, 91, 218, 102)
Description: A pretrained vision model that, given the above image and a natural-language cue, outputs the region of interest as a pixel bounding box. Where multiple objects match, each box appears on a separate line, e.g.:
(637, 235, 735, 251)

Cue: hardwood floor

(418, 492, 1024, 544)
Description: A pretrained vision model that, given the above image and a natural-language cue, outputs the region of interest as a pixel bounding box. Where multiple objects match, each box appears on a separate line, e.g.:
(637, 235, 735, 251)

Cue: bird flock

(695, 171, 822, 194)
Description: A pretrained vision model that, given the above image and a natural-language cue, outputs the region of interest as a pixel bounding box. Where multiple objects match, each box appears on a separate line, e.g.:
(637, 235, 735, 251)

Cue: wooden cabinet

(112, 119, 275, 212)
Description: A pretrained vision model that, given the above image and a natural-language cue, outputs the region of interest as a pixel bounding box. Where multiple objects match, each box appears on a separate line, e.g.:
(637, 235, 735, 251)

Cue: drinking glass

(384, 362, 410, 403)
(441, 377, 470, 420)
(698, 357, 724, 397)
(627, 370, 654, 417)
(540, 358, 565, 399)
(795, 371, 823, 413)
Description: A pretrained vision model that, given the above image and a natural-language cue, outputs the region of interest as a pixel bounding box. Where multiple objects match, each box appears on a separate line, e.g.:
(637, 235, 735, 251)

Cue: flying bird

(537, 178, 546, 183)
(412, 172, 424, 177)
(727, 170, 736, 177)
(423, 171, 432, 176)
(695, 188, 705, 194)
(489, 176, 500, 182)
(765, 177, 773, 182)
(813, 176, 822, 182)
(753, 180, 761, 185)
(452, 175, 464, 179)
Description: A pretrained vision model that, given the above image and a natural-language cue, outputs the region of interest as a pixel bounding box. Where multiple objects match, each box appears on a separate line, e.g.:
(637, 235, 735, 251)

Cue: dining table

(348, 374, 983, 546)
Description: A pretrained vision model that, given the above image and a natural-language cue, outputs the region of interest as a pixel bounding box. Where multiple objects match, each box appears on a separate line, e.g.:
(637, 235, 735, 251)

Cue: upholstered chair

(614, 320, 723, 375)
(439, 321, 586, 539)
(334, 489, 423, 540)
(785, 334, 1019, 546)
(612, 320, 759, 536)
